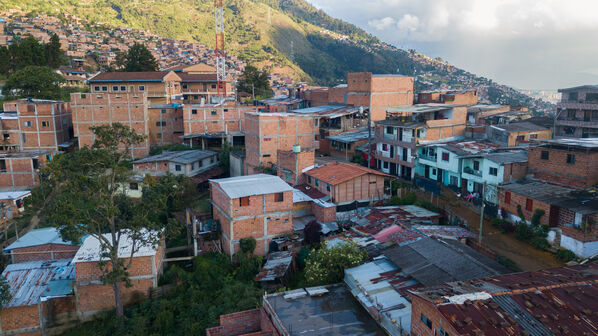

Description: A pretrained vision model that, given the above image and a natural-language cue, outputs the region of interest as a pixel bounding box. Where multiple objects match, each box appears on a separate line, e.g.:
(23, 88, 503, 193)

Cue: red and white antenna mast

(214, 0, 227, 98)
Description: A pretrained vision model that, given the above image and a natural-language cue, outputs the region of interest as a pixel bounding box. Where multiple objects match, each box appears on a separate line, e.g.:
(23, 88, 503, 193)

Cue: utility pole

(478, 182, 486, 244)
(360, 107, 373, 169)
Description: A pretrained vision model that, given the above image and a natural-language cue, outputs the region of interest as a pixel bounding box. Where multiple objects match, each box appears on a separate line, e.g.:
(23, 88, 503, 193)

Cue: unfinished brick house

(243, 112, 317, 174)
(0, 150, 55, 188)
(3, 227, 79, 264)
(556, 85, 598, 138)
(486, 122, 552, 147)
(409, 264, 598, 336)
(88, 71, 182, 105)
(375, 104, 468, 180)
(178, 73, 235, 103)
(148, 103, 184, 146)
(210, 174, 293, 256)
(0, 259, 77, 336)
(1, 99, 74, 152)
(276, 148, 315, 186)
(133, 150, 219, 177)
(70, 92, 150, 159)
(0, 190, 30, 226)
(326, 72, 415, 121)
(417, 89, 478, 106)
(72, 231, 165, 319)
(181, 102, 255, 148)
(303, 162, 390, 207)
(528, 138, 598, 189)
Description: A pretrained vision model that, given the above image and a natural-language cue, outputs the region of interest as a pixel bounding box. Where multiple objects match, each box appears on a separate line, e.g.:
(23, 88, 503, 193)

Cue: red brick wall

(76, 278, 153, 314)
(10, 243, 79, 263)
(75, 255, 155, 283)
(498, 188, 552, 226)
(206, 308, 262, 336)
(305, 174, 385, 204)
(410, 295, 460, 336)
(528, 146, 598, 188)
(0, 305, 41, 336)
(502, 161, 528, 182)
(276, 150, 314, 186)
(312, 202, 336, 223)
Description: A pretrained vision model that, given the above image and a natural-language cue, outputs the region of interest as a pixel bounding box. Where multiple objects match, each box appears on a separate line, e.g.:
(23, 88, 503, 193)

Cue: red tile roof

(305, 162, 390, 185)
(178, 73, 218, 82)
(89, 71, 173, 82)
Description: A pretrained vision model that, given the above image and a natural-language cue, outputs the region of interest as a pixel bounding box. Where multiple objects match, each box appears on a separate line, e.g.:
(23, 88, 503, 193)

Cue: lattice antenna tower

(214, 0, 226, 97)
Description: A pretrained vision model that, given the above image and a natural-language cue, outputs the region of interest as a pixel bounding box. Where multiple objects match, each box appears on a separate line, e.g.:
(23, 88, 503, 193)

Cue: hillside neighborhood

(0, 6, 596, 336)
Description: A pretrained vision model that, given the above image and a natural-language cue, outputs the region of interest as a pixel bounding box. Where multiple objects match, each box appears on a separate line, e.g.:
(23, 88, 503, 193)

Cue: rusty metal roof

(411, 264, 598, 336)
(254, 251, 295, 282)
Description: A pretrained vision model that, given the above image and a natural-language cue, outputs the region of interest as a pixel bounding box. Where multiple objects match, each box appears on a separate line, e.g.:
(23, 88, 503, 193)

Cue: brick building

(409, 264, 598, 336)
(466, 104, 511, 125)
(486, 121, 552, 147)
(243, 112, 317, 174)
(72, 231, 165, 319)
(210, 174, 293, 256)
(276, 148, 314, 186)
(148, 103, 184, 146)
(303, 162, 389, 207)
(326, 72, 414, 121)
(0, 259, 77, 336)
(3, 227, 79, 264)
(1, 99, 74, 152)
(181, 102, 255, 148)
(70, 92, 151, 159)
(88, 71, 182, 105)
(528, 138, 598, 189)
(556, 85, 598, 138)
(0, 150, 55, 188)
(178, 72, 234, 103)
(0, 190, 30, 226)
(417, 89, 478, 106)
(375, 104, 467, 180)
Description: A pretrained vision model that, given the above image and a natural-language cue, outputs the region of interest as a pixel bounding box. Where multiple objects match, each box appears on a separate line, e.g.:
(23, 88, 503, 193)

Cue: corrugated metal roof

(73, 230, 160, 263)
(535, 138, 598, 149)
(210, 174, 293, 199)
(0, 190, 30, 200)
(490, 122, 548, 133)
(255, 251, 294, 282)
(327, 128, 372, 143)
(2, 259, 75, 307)
(501, 180, 575, 203)
(4, 227, 74, 252)
(133, 150, 216, 164)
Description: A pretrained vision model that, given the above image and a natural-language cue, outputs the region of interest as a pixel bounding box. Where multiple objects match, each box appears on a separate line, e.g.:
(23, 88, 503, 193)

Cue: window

(263, 154, 271, 158)
(473, 160, 480, 170)
(94, 86, 100, 91)
(223, 109, 228, 112)
(569, 92, 578, 101)
(516, 135, 525, 142)
(197, 160, 203, 168)
(175, 165, 181, 171)
(586, 93, 598, 103)
(41, 121, 49, 127)
(161, 109, 166, 114)
(138, 85, 145, 91)
(182, 84, 187, 89)
(239, 197, 250, 207)
(285, 172, 291, 181)
(156, 121, 166, 126)
(24, 121, 32, 127)
(505, 191, 511, 204)
(129, 182, 139, 190)
(120, 86, 126, 91)
(437, 327, 450, 336)
(530, 134, 538, 139)
(102, 86, 107, 91)
(442, 152, 449, 161)
(526, 198, 533, 211)
(32, 158, 39, 169)
(112, 86, 119, 91)
(22, 133, 26, 144)
(315, 179, 319, 187)
(275, 192, 284, 202)
(386, 126, 394, 134)
(0, 160, 5, 172)
(211, 110, 217, 115)
(421, 314, 433, 329)
(326, 184, 330, 192)
(489, 167, 498, 176)
(3, 134, 9, 140)
(541, 151, 549, 160)
(308, 176, 312, 183)
(567, 154, 575, 164)
(211, 84, 217, 89)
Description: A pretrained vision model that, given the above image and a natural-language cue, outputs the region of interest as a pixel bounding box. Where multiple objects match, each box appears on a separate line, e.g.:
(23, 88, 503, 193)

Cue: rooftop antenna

(214, 0, 227, 99)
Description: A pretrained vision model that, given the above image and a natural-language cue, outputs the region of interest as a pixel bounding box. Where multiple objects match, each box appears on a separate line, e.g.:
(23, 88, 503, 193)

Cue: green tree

(119, 43, 158, 72)
(45, 33, 63, 69)
(237, 64, 272, 99)
(305, 240, 368, 285)
(0, 46, 10, 76)
(3, 66, 65, 100)
(0, 276, 11, 309)
(11, 36, 45, 71)
(40, 124, 180, 319)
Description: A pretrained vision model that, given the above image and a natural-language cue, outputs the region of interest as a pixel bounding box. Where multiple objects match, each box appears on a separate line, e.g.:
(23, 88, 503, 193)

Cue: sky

(306, 0, 598, 90)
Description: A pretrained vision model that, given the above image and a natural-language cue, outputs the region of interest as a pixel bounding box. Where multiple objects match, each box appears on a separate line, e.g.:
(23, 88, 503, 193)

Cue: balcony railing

(463, 166, 482, 177)
(419, 154, 437, 162)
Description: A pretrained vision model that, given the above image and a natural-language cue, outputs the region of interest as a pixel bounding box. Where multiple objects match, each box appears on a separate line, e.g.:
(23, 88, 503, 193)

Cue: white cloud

(396, 14, 419, 33)
(368, 17, 396, 30)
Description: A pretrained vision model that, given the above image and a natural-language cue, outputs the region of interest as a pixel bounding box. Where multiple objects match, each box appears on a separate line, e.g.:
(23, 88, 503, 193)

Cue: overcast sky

(306, 0, 598, 90)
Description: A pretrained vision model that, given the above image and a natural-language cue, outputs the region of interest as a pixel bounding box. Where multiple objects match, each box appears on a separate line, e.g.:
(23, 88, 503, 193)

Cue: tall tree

(45, 33, 63, 69)
(41, 124, 181, 318)
(120, 43, 158, 72)
(3, 66, 65, 100)
(12, 36, 45, 70)
(237, 64, 272, 99)
(0, 46, 9, 76)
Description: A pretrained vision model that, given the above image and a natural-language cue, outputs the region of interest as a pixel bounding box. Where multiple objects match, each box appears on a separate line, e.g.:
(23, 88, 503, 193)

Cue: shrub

(305, 240, 368, 286)
(495, 254, 520, 272)
(492, 218, 515, 233)
(556, 249, 576, 262)
(530, 237, 549, 250)
(239, 237, 256, 255)
(515, 222, 534, 241)
(389, 192, 417, 206)
(304, 220, 322, 245)
(531, 209, 545, 227)
(517, 204, 526, 223)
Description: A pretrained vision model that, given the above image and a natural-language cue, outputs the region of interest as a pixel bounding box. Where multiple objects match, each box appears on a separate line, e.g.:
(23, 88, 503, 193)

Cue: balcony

(463, 166, 482, 177)
(556, 119, 598, 128)
(419, 154, 437, 163)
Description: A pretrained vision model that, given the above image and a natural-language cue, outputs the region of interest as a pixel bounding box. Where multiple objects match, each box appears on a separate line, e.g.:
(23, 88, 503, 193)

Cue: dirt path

(414, 189, 564, 271)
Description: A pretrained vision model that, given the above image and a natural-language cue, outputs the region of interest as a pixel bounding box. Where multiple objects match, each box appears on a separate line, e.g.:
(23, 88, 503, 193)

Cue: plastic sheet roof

(2, 259, 75, 307)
